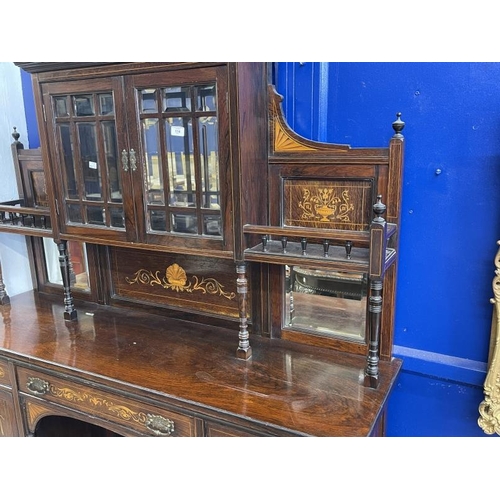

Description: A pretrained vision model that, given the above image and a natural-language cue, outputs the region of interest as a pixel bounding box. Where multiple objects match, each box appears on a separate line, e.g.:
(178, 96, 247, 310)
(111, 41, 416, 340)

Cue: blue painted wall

(276, 62, 500, 437)
(19, 63, 499, 436)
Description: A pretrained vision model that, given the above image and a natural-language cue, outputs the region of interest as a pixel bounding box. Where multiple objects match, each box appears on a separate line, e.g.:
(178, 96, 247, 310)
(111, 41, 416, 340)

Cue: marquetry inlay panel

(283, 179, 373, 231)
(111, 247, 240, 318)
(125, 263, 235, 301)
(273, 118, 317, 152)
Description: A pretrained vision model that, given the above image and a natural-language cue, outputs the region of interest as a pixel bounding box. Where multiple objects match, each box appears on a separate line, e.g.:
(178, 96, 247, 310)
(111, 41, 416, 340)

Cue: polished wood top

(0, 292, 401, 436)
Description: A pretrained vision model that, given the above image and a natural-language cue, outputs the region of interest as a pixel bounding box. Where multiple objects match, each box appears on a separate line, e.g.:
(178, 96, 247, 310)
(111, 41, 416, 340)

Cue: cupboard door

(0, 388, 19, 437)
(42, 77, 137, 243)
(125, 66, 233, 254)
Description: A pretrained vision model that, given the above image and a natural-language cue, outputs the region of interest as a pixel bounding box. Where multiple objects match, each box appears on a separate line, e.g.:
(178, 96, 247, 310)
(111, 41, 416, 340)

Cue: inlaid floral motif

(299, 188, 354, 223)
(125, 263, 235, 300)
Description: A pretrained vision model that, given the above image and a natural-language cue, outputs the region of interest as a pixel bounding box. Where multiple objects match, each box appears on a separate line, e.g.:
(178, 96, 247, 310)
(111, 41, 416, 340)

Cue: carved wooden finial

(373, 195, 386, 222)
(11, 127, 24, 150)
(392, 112, 405, 138)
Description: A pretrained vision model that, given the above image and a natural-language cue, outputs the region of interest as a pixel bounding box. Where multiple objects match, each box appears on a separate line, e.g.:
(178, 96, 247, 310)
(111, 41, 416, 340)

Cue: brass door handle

(129, 149, 137, 172)
(121, 149, 129, 172)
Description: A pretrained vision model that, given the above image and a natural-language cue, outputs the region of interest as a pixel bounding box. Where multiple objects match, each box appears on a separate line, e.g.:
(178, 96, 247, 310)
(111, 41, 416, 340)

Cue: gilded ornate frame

(478, 241, 500, 435)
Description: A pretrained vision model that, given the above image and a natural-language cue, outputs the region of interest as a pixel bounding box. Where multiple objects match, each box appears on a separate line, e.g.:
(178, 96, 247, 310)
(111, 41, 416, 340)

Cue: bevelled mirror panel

(284, 265, 368, 342)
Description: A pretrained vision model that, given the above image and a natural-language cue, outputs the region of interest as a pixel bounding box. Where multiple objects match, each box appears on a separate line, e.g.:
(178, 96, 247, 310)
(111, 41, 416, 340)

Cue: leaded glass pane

(199, 116, 219, 209)
(203, 215, 221, 236)
(102, 121, 121, 202)
(87, 206, 105, 225)
(171, 213, 197, 234)
(142, 118, 163, 205)
(54, 97, 69, 117)
(67, 203, 82, 223)
(59, 124, 78, 200)
(77, 123, 102, 201)
(141, 89, 157, 113)
(196, 85, 216, 111)
(110, 208, 125, 228)
(163, 87, 191, 112)
(150, 210, 166, 231)
(166, 117, 195, 208)
(99, 94, 114, 115)
(74, 95, 95, 116)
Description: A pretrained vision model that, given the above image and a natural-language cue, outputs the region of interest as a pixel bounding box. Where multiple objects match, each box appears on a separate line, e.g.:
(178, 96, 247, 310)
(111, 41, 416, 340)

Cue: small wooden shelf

(243, 223, 397, 272)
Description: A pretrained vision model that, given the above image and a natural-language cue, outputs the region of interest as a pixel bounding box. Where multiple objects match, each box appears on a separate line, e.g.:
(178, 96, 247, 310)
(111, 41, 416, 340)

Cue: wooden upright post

(57, 240, 77, 321)
(236, 263, 252, 359)
(0, 259, 10, 306)
(365, 195, 388, 388)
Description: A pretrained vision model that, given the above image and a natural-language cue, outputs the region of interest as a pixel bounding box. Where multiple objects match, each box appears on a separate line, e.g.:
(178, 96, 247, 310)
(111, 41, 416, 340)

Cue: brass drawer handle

(145, 414, 175, 436)
(26, 377, 50, 396)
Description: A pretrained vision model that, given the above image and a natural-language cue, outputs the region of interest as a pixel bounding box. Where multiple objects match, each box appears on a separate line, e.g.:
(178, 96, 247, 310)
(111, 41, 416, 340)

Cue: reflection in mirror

(284, 265, 367, 342)
(43, 238, 90, 291)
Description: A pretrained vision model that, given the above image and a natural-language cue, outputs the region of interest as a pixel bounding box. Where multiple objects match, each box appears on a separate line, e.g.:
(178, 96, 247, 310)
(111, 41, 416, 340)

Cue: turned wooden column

(0, 259, 10, 306)
(365, 278, 383, 388)
(236, 263, 252, 360)
(57, 240, 77, 321)
(364, 195, 388, 388)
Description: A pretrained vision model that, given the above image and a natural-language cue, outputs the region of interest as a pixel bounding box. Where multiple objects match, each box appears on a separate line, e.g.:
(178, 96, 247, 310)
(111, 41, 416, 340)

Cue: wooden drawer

(17, 367, 195, 437)
(0, 358, 11, 389)
(205, 420, 267, 437)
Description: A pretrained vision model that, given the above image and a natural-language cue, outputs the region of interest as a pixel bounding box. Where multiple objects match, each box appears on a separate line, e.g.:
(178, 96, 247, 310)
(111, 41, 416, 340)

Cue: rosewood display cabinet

(0, 62, 405, 437)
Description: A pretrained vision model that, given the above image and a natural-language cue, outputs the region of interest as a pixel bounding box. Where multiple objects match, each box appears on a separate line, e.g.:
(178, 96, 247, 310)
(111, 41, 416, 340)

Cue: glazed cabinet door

(41, 77, 137, 244)
(124, 65, 233, 254)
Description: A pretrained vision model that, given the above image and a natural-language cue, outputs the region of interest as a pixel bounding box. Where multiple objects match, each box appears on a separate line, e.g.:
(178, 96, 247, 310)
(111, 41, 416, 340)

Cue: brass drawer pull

(26, 377, 50, 396)
(145, 414, 175, 436)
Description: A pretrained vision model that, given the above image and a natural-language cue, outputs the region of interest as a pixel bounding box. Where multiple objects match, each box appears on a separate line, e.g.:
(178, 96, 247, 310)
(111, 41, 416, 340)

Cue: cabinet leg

(57, 240, 77, 321)
(236, 263, 252, 360)
(365, 278, 382, 388)
(0, 259, 10, 306)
